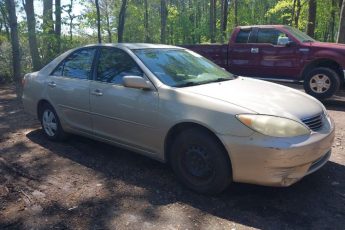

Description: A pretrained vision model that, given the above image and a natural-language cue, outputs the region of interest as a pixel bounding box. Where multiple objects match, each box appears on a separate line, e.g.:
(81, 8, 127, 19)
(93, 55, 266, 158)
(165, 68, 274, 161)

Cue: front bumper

(219, 117, 335, 187)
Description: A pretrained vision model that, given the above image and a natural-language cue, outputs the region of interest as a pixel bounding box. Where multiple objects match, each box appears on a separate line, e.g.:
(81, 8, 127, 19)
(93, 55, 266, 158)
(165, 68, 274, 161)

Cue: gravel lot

(0, 84, 344, 230)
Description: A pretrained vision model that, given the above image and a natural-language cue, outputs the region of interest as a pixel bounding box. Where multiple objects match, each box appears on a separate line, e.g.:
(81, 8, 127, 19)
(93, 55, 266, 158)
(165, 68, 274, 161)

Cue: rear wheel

(39, 103, 67, 141)
(304, 67, 340, 100)
(170, 128, 232, 194)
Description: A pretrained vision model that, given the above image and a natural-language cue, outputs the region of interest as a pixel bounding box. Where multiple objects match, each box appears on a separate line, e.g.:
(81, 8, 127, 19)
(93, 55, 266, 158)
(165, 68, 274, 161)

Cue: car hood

(182, 77, 324, 120)
(309, 41, 345, 50)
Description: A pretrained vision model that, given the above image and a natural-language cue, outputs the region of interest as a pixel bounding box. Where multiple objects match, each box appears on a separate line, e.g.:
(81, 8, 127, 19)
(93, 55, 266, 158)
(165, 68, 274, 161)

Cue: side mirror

(123, 76, 152, 90)
(277, 37, 292, 46)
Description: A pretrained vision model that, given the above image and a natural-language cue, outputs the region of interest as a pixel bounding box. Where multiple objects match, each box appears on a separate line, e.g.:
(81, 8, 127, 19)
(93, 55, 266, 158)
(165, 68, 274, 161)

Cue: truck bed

(180, 44, 229, 69)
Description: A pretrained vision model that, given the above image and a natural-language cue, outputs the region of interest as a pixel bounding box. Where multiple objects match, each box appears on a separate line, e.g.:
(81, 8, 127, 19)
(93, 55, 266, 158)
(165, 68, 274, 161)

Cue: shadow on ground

(23, 129, 345, 229)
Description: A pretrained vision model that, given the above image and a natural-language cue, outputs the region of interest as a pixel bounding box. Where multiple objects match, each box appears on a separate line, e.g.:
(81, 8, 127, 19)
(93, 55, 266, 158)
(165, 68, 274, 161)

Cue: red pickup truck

(184, 25, 345, 99)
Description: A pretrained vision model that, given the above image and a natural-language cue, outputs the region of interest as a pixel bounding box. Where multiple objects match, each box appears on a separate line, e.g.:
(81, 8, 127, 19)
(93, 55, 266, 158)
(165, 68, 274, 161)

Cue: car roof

(80, 43, 183, 50)
(238, 25, 287, 29)
(38, 43, 184, 77)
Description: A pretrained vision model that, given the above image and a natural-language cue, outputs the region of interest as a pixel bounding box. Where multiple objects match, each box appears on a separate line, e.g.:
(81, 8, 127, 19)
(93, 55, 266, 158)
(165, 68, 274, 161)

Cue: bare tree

(118, 0, 127, 43)
(22, 0, 41, 71)
(306, 0, 316, 37)
(95, 0, 102, 43)
(65, 0, 74, 41)
(5, 0, 22, 99)
(337, 0, 345, 43)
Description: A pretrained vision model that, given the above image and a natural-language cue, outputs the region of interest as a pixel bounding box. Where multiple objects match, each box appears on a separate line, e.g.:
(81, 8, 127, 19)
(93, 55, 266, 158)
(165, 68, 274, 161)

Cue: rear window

(235, 29, 252, 43)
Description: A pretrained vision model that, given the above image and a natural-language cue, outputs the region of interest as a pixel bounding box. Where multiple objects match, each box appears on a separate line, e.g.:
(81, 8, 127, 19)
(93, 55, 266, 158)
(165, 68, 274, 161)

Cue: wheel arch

(164, 122, 232, 169)
(301, 58, 344, 83)
(37, 99, 53, 121)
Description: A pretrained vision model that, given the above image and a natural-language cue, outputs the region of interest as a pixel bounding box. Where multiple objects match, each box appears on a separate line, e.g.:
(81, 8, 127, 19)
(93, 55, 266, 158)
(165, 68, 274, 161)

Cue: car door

(252, 28, 302, 78)
(47, 48, 96, 134)
(228, 28, 260, 76)
(90, 47, 159, 153)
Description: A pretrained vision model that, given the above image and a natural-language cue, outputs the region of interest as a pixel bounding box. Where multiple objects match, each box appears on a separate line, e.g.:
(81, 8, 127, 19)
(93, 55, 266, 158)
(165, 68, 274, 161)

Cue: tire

(169, 128, 232, 194)
(39, 103, 67, 141)
(303, 67, 340, 100)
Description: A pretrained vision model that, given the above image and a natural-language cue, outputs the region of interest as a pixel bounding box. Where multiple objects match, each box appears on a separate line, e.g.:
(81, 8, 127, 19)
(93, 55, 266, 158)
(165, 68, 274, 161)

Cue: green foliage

(0, 0, 344, 83)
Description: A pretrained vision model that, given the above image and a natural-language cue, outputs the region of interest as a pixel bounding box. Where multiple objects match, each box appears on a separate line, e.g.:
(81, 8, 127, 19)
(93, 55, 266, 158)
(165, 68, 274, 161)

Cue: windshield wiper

(206, 77, 231, 83)
(175, 81, 201, 88)
(175, 78, 231, 88)
(303, 39, 314, 43)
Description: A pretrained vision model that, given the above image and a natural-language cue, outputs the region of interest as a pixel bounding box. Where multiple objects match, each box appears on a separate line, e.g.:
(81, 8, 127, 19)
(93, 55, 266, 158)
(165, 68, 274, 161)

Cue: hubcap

(183, 145, 214, 180)
(42, 109, 57, 137)
(310, 74, 331, 93)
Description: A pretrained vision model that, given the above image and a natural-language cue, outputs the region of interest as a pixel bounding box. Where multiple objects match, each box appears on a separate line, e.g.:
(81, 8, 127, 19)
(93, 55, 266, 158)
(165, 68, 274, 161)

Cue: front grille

(302, 113, 324, 131)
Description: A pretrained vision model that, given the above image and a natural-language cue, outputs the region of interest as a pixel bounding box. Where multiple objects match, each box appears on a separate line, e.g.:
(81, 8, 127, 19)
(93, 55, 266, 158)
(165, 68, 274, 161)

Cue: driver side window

(257, 29, 289, 45)
(96, 48, 143, 85)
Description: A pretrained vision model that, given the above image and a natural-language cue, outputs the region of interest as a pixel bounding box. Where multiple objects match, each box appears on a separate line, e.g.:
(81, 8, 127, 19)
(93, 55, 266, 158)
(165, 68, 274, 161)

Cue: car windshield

(284, 26, 316, 43)
(133, 48, 235, 87)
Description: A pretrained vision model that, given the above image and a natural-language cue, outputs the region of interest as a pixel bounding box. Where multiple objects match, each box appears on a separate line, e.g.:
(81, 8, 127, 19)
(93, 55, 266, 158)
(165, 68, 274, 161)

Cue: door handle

(48, 81, 56, 87)
(91, 89, 103, 96)
(251, 48, 259, 53)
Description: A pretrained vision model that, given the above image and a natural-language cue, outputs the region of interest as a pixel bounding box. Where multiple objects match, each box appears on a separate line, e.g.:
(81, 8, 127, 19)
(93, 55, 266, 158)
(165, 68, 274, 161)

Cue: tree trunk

(43, 0, 54, 33)
(220, 0, 224, 42)
(55, 0, 61, 53)
(330, 0, 336, 42)
(95, 0, 102, 43)
(160, 0, 167, 44)
(294, 0, 301, 28)
(0, 3, 10, 41)
(221, 0, 228, 41)
(118, 0, 127, 43)
(337, 0, 345, 43)
(66, 0, 74, 41)
(144, 0, 149, 42)
(104, 0, 112, 43)
(43, 0, 54, 61)
(306, 0, 316, 37)
(291, 0, 296, 26)
(210, 0, 216, 43)
(234, 0, 238, 27)
(22, 0, 41, 71)
(5, 0, 22, 100)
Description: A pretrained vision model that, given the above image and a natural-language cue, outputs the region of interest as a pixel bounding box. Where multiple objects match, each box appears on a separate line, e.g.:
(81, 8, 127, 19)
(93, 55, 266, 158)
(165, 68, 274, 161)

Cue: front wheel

(170, 128, 232, 194)
(303, 67, 340, 100)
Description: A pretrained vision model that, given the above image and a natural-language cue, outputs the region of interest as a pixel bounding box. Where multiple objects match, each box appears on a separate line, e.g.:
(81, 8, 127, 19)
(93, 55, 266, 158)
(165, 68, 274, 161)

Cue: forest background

(2, 0, 345, 98)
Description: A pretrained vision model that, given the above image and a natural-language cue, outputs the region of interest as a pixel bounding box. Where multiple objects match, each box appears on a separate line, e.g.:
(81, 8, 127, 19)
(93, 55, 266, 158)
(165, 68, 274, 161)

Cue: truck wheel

(169, 128, 232, 194)
(304, 67, 340, 100)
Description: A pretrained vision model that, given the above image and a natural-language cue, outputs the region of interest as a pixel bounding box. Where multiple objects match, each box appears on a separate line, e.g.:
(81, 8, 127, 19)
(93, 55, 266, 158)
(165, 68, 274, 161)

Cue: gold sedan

(22, 44, 335, 194)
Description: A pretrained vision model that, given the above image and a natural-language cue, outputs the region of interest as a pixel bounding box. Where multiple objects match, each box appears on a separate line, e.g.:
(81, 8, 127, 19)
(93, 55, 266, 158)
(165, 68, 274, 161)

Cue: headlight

(236, 114, 310, 137)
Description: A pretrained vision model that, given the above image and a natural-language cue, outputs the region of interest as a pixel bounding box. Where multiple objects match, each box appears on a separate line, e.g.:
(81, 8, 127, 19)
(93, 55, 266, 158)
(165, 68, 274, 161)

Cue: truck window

(235, 29, 252, 43)
(257, 29, 288, 45)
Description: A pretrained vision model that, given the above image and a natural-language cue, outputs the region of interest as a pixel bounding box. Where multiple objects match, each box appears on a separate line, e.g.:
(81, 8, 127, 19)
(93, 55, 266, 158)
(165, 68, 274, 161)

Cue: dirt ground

(0, 84, 344, 230)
